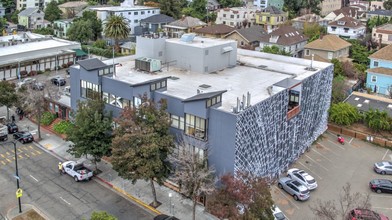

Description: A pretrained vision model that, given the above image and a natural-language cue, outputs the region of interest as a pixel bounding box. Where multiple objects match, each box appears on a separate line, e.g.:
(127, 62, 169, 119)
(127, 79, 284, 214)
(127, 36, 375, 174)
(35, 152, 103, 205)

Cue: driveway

(271, 131, 392, 219)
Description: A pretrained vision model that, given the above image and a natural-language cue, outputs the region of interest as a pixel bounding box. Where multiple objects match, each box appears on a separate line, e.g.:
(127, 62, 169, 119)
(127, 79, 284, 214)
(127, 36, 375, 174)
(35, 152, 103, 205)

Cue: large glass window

(185, 114, 207, 140)
(170, 114, 185, 130)
(80, 80, 101, 99)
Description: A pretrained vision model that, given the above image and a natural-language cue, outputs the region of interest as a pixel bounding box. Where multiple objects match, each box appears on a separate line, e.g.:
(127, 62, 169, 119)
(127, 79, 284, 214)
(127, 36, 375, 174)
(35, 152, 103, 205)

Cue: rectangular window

(230, 15, 234, 18)
(185, 114, 207, 140)
(151, 84, 156, 91)
(80, 80, 101, 99)
(141, 11, 145, 15)
(99, 69, 104, 75)
(102, 92, 109, 103)
(328, 52, 333, 60)
(374, 61, 379, 67)
(134, 12, 138, 15)
(170, 115, 180, 128)
(135, 19, 139, 23)
(134, 96, 142, 108)
(371, 75, 377, 82)
(305, 49, 310, 56)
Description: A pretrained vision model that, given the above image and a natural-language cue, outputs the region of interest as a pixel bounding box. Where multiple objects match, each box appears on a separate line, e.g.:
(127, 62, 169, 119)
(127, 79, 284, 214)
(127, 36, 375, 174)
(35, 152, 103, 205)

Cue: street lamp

(168, 193, 172, 215)
(1, 140, 22, 213)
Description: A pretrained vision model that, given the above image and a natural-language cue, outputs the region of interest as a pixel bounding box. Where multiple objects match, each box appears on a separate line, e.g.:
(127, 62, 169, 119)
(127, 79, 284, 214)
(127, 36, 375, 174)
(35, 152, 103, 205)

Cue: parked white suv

(287, 168, 318, 190)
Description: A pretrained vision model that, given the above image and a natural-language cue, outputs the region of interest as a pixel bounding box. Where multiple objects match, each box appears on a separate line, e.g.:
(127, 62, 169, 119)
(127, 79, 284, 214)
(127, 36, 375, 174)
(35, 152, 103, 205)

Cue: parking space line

(349, 138, 354, 144)
(311, 149, 337, 167)
(298, 161, 323, 180)
(370, 194, 392, 199)
(274, 186, 300, 210)
(304, 155, 329, 171)
(316, 142, 341, 157)
(373, 207, 392, 210)
(326, 139, 345, 150)
(382, 149, 389, 160)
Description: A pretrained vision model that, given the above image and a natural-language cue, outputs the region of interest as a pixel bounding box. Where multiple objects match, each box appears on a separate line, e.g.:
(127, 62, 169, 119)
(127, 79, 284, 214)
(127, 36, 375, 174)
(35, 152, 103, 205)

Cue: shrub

(329, 102, 362, 126)
(45, 68, 51, 72)
(53, 120, 73, 134)
(364, 109, 391, 132)
(93, 39, 107, 49)
(41, 112, 57, 126)
(37, 70, 44, 75)
(62, 63, 68, 68)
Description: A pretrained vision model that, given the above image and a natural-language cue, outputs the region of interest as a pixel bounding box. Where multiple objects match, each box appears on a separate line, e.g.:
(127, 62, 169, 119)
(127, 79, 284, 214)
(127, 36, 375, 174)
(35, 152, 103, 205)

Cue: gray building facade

(69, 36, 333, 178)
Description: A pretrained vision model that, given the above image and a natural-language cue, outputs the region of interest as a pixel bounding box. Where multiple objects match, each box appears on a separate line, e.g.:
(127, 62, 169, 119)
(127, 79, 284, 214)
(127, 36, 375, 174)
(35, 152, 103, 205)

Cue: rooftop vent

(169, 76, 179, 80)
(357, 104, 362, 107)
(354, 97, 360, 101)
(199, 84, 211, 89)
(388, 104, 392, 109)
(364, 100, 369, 104)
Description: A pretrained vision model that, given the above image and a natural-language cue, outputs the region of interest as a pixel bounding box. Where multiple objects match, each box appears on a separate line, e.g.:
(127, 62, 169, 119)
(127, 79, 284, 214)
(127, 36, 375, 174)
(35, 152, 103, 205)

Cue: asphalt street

(0, 140, 155, 220)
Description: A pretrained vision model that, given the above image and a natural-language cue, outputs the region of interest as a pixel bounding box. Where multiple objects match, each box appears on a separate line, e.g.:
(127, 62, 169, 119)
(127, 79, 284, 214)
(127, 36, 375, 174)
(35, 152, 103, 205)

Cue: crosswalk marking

(0, 154, 4, 158)
(17, 149, 23, 152)
(35, 150, 42, 155)
(31, 152, 36, 156)
(6, 158, 11, 163)
(18, 155, 23, 159)
(24, 153, 30, 158)
(6, 152, 10, 156)
(1, 161, 5, 165)
(29, 146, 33, 149)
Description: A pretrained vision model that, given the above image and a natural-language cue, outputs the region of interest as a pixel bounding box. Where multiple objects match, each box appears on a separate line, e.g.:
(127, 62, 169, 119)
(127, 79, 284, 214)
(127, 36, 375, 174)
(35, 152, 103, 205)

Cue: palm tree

(103, 15, 130, 52)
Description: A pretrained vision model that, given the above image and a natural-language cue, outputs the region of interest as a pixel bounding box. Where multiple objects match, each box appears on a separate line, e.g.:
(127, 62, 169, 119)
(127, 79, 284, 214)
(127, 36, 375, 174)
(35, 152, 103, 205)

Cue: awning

(72, 49, 87, 57)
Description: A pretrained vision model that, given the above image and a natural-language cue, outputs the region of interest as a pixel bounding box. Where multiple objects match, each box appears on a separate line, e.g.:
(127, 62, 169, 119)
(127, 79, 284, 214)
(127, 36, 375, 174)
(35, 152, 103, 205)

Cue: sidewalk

(0, 107, 217, 220)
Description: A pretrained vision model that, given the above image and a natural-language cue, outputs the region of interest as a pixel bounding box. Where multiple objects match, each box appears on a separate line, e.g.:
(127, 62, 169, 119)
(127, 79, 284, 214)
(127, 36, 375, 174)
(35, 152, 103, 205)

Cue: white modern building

(17, 0, 56, 10)
(91, 0, 160, 35)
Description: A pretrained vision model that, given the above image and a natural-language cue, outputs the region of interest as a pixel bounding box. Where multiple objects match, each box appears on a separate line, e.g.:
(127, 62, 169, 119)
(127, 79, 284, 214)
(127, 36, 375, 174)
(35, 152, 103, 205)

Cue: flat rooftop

(166, 36, 236, 48)
(100, 50, 331, 112)
(91, 6, 158, 11)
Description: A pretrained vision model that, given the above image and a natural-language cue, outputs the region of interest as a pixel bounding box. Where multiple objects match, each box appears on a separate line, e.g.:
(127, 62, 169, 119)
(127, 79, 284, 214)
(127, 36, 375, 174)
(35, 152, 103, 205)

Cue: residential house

(18, 8, 49, 30)
(370, 1, 385, 11)
(69, 34, 333, 178)
(120, 42, 136, 55)
(53, 19, 73, 39)
(291, 14, 329, 30)
(366, 44, 392, 95)
(372, 23, 392, 45)
(349, 0, 369, 11)
(324, 7, 363, 22)
(164, 16, 206, 38)
(327, 17, 366, 39)
(303, 35, 351, 62)
(215, 7, 260, 28)
(91, 0, 160, 35)
(253, 0, 284, 10)
(58, 1, 88, 18)
(223, 25, 266, 49)
(194, 24, 235, 38)
(345, 92, 392, 117)
(17, 0, 43, 10)
(137, 14, 175, 35)
(207, 0, 221, 11)
(319, 0, 341, 16)
(255, 6, 288, 33)
(259, 25, 308, 57)
(367, 10, 392, 20)
(0, 3, 5, 18)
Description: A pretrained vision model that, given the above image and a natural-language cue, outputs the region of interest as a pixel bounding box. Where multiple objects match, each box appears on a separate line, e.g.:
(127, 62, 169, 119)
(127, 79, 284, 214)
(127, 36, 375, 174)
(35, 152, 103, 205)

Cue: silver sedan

(374, 161, 392, 175)
(278, 177, 310, 201)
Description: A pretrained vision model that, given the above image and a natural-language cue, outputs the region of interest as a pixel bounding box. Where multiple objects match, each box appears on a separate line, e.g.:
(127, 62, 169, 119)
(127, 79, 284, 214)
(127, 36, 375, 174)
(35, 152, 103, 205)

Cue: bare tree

(171, 136, 216, 220)
(310, 183, 371, 220)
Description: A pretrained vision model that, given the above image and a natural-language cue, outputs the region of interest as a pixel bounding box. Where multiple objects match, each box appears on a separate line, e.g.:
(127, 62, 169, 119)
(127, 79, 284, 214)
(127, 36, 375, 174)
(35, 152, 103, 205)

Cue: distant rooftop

(90, 5, 158, 11)
(367, 9, 392, 16)
(87, 48, 331, 112)
(345, 92, 392, 117)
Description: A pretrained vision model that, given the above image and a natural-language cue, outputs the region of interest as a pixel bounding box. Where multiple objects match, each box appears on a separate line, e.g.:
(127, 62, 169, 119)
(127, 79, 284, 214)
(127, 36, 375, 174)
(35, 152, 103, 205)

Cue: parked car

(50, 76, 66, 86)
(153, 214, 180, 220)
(0, 123, 8, 141)
(369, 179, 392, 194)
(17, 78, 36, 88)
(6, 122, 18, 133)
(374, 161, 392, 175)
(287, 168, 317, 190)
(13, 131, 34, 144)
(278, 177, 310, 201)
(347, 208, 389, 220)
(31, 81, 45, 90)
(272, 205, 287, 220)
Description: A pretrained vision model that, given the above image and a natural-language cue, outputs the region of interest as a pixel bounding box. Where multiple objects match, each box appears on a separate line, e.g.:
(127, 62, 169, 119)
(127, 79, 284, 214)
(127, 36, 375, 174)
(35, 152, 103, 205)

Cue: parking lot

(272, 131, 392, 219)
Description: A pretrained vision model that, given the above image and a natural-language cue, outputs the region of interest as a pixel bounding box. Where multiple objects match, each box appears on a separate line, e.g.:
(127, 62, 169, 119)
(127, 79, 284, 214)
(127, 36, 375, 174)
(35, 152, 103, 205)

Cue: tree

(347, 39, 372, 65)
(341, 61, 358, 79)
(367, 16, 390, 30)
(384, 0, 392, 10)
(111, 95, 175, 207)
(74, 11, 102, 41)
(44, 1, 62, 22)
(310, 183, 371, 220)
(66, 98, 113, 171)
(159, 0, 183, 19)
(171, 136, 215, 220)
(364, 109, 391, 132)
(262, 45, 291, 56)
(331, 75, 350, 104)
(303, 22, 326, 43)
(206, 172, 274, 219)
(182, 0, 207, 20)
(10, 10, 19, 24)
(0, 81, 19, 121)
(284, 0, 323, 19)
(329, 103, 362, 126)
(67, 20, 94, 44)
(103, 15, 130, 52)
(331, 58, 344, 77)
(217, 0, 243, 8)
(33, 27, 54, 35)
(89, 211, 117, 220)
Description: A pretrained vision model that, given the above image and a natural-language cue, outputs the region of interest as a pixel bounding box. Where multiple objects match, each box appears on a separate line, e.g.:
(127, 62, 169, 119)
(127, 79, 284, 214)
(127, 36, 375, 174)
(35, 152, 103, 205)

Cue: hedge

(53, 120, 73, 134)
(41, 112, 57, 126)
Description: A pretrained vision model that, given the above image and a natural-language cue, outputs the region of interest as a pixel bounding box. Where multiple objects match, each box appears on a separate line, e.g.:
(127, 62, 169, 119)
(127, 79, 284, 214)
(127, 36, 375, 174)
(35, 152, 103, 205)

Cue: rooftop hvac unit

(135, 57, 162, 72)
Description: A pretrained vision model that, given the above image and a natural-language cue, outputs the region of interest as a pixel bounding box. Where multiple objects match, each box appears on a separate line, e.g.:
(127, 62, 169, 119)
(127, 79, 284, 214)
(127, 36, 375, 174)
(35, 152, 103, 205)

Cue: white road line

(29, 175, 38, 182)
(370, 194, 392, 199)
(326, 139, 345, 150)
(298, 161, 323, 180)
(59, 196, 71, 205)
(311, 148, 337, 167)
(304, 155, 329, 171)
(373, 207, 392, 210)
(349, 138, 354, 144)
(382, 149, 389, 160)
(316, 142, 341, 157)
(274, 186, 300, 210)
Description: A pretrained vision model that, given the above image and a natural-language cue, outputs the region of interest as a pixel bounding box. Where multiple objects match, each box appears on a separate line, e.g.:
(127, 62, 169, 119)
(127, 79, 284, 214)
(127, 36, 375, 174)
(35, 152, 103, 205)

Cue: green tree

(74, 11, 102, 41)
(93, 39, 107, 49)
(206, 172, 274, 219)
(262, 45, 291, 56)
(44, 1, 62, 22)
(329, 103, 362, 126)
(111, 95, 175, 207)
(384, 0, 392, 10)
(33, 27, 54, 35)
(367, 16, 390, 30)
(284, 0, 323, 19)
(159, 0, 183, 19)
(303, 22, 326, 43)
(0, 81, 19, 121)
(331, 75, 350, 104)
(347, 39, 372, 65)
(182, 0, 208, 20)
(364, 109, 391, 132)
(90, 211, 117, 220)
(103, 15, 130, 52)
(67, 20, 94, 44)
(217, 0, 243, 8)
(331, 58, 344, 77)
(0, 18, 7, 35)
(10, 10, 19, 24)
(66, 98, 113, 171)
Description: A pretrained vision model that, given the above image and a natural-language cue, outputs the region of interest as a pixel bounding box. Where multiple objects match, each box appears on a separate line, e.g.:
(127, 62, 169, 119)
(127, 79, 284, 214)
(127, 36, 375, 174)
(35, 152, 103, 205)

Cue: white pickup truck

(0, 116, 8, 141)
(62, 161, 93, 182)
